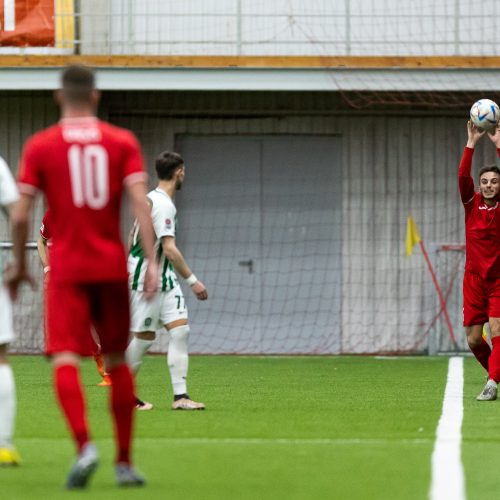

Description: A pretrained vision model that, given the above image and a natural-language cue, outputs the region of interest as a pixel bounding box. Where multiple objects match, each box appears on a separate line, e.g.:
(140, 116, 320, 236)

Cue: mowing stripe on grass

(17, 437, 432, 446)
(429, 356, 465, 500)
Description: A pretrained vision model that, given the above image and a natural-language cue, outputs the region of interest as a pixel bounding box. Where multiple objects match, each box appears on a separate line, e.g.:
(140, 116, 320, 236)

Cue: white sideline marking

(429, 357, 465, 500)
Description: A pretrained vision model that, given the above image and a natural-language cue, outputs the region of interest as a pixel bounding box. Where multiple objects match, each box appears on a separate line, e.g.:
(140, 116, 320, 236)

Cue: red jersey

(459, 146, 500, 279)
(19, 117, 147, 283)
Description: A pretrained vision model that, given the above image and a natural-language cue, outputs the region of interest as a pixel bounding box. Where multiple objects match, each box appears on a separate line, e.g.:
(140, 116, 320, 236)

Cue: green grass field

(1, 355, 497, 499)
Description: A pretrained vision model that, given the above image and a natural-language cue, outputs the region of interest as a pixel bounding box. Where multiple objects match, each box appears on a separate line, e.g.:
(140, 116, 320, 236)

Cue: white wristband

(185, 274, 197, 286)
(43, 266, 50, 274)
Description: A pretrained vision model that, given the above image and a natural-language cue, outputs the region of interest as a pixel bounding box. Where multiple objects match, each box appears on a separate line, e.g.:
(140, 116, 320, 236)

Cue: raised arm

(488, 122, 500, 155)
(162, 236, 208, 300)
(459, 121, 485, 204)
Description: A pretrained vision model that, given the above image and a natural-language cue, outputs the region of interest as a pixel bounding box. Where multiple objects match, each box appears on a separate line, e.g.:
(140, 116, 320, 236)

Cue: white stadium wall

(1, 90, 494, 354)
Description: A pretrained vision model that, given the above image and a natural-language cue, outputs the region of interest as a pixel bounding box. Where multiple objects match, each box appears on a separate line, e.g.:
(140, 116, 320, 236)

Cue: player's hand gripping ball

(470, 99, 500, 131)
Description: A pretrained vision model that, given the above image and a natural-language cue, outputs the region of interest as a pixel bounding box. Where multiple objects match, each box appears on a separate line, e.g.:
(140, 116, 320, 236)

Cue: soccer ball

(470, 99, 500, 131)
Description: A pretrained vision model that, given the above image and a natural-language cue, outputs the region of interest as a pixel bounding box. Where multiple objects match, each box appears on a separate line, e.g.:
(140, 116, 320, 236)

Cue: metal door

(176, 135, 342, 353)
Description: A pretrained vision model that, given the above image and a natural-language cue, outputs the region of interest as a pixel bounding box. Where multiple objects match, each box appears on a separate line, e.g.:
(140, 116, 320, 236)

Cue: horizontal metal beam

(0, 66, 498, 92)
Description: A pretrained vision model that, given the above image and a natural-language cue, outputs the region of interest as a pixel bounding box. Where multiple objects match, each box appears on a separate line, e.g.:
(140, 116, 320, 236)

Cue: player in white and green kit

(126, 151, 208, 410)
(0, 156, 21, 465)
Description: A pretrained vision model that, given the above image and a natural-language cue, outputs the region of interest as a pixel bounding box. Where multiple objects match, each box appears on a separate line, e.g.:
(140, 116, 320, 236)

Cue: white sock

(167, 325, 190, 396)
(126, 337, 154, 375)
(0, 364, 16, 448)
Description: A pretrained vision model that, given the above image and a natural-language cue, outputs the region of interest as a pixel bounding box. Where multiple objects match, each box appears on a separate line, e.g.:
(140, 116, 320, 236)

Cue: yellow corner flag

(405, 216, 421, 256)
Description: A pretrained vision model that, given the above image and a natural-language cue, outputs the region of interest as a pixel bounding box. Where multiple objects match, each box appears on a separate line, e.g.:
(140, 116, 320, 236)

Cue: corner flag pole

(418, 241, 458, 347)
(406, 216, 458, 348)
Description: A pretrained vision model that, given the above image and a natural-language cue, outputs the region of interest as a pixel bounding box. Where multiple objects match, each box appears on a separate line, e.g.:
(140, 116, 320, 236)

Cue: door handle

(238, 259, 254, 274)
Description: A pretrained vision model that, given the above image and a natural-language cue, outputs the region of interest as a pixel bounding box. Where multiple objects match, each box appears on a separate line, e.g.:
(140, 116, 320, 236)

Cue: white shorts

(130, 285, 188, 332)
(0, 285, 14, 345)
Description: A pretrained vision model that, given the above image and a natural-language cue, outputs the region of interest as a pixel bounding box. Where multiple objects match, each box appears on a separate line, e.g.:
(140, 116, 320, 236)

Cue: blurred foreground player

(6, 65, 158, 487)
(459, 120, 500, 401)
(37, 209, 111, 386)
(0, 156, 21, 466)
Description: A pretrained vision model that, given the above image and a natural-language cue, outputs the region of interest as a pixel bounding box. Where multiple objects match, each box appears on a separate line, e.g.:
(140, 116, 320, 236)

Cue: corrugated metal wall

(0, 92, 59, 241)
(3, 90, 496, 353)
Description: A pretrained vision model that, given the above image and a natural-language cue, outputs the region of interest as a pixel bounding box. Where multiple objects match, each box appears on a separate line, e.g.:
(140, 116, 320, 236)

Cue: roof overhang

(0, 55, 498, 91)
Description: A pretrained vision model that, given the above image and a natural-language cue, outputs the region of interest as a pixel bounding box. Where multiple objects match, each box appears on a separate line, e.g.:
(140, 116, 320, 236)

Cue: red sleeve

(122, 131, 147, 187)
(40, 209, 51, 240)
(458, 147, 475, 204)
(17, 136, 43, 196)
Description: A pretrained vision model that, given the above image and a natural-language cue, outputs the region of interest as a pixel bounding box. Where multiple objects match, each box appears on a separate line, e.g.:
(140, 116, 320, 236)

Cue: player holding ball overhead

(460, 100, 500, 400)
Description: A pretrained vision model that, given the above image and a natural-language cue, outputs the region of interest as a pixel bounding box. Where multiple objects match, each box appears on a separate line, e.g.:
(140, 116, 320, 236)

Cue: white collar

(479, 201, 498, 210)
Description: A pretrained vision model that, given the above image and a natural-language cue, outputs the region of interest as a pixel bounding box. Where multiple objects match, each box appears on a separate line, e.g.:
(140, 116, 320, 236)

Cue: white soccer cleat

(476, 380, 498, 401)
(116, 463, 146, 487)
(135, 398, 153, 411)
(172, 397, 205, 410)
(66, 442, 99, 489)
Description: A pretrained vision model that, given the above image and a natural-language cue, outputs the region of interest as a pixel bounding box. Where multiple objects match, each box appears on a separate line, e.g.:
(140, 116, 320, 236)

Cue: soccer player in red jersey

(37, 209, 111, 387)
(6, 65, 158, 488)
(459, 120, 500, 401)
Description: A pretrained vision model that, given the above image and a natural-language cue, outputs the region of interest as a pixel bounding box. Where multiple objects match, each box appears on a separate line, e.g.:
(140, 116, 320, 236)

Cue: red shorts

(45, 280, 130, 356)
(463, 271, 500, 326)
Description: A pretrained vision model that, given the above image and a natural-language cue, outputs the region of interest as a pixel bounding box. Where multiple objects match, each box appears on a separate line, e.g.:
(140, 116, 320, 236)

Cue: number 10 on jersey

(68, 144, 109, 209)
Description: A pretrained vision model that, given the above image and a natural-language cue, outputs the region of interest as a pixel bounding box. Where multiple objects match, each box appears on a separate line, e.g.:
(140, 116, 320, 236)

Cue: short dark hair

(155, 151, 184, 180)
(479, 165, 500, 180)
(61, 65, 95, 103)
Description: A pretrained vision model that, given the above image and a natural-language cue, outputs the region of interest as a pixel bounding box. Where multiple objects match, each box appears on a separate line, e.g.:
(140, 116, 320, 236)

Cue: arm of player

(126, 182, 158, 300)
(37, 235, 49, 270)
(488, 123, 500, 156)
(459, 121, 485, 204)
(127, 198, 152, 251)
(5, 194, 36, 300)
(162, 236, 208, 300)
